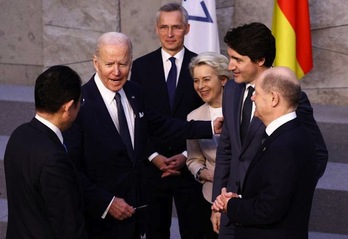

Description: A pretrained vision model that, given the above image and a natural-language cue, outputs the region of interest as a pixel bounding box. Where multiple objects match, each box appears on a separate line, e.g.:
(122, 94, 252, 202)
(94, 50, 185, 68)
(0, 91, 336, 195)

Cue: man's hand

(152, 154, 181, 177)
(212, 187, 239, 213)
(211, 210, 221, 234)
(160, 154, 186, 177)
(108, 197, 135, 220)
(213, 116, 224, 134)
(152, 154, 168, 170)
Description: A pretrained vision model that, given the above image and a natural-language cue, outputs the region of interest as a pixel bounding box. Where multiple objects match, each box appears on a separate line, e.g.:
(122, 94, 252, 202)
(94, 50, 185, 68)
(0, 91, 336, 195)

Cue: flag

(272, 0, 313, 79)
(182, 0, 220, 53)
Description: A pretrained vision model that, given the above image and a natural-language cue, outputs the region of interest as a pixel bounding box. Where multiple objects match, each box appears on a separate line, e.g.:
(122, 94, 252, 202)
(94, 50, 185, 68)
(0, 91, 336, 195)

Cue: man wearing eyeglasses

(130, 2, 207, 239)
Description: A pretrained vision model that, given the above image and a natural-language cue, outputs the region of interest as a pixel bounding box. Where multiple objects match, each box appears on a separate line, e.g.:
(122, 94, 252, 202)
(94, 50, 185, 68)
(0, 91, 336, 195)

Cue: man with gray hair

(64, 31, 221, 239)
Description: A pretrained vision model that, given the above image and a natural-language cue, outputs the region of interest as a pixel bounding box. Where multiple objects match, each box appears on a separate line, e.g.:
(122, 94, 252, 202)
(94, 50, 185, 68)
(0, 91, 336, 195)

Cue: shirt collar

(35, 114, 64, 144)
(94, 73, 126, 104)
(266, 111, 297, 136)
(161, 47, 185, 63)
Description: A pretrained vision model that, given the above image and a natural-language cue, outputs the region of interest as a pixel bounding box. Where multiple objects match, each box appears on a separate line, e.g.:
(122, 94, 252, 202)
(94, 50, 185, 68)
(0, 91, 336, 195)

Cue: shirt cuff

(101, 196, 115, 219)
(148, 152, 159, 162)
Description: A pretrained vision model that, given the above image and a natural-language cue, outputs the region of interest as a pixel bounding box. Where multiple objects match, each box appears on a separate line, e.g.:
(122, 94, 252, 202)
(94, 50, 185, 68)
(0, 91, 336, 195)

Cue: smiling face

(93, 43, 132, 92)
(193, 64, 227, 108)
(156, 10, 190, 55)
(227, 47, 266, 85)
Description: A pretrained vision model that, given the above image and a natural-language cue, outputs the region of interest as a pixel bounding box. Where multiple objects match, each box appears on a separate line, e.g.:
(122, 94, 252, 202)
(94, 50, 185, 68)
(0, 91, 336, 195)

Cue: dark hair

(224, 22, 276, 67)
(35, 65, 81, 113)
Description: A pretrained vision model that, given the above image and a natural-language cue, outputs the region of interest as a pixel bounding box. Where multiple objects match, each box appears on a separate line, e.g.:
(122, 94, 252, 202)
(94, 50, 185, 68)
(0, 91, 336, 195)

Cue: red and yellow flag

(272, 0, 313, 79)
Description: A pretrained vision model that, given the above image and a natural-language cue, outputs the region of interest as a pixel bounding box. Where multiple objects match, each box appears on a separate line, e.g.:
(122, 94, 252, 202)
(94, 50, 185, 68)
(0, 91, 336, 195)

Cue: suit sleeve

(212, 85, 233, 200)
(146, 104, 213, 143)
(297, 91, 328, 180)
(40, 152, 87, 239)
(226, 143, 313, 226)
(64, 113, 115, 218)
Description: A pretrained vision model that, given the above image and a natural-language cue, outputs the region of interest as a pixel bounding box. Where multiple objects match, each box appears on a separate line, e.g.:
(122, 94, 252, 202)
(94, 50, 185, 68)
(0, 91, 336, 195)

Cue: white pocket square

(139, 112, 144, 118)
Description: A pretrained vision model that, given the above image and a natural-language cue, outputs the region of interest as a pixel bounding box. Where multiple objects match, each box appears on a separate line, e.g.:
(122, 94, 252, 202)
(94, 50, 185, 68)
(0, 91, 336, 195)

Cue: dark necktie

(240, 86, 254, 144)
(167, 57, 177, 109)
(115, 92, 134, 161)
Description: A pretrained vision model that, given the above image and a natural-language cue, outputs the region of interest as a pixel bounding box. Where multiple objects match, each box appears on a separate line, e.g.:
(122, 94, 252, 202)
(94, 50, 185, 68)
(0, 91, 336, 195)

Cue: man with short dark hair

(5, 65, 86, 239)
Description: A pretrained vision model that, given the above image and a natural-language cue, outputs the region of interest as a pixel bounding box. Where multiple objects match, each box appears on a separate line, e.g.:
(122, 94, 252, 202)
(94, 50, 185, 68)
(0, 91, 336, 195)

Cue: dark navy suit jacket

(64, 77, 212, 238)
(227, 118, 317, 239)
(5, 118, 86, 239)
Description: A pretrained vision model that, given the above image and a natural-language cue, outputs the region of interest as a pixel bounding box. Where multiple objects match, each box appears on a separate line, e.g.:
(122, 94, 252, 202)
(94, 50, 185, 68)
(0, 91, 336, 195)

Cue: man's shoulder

(133, 48, 161, 64)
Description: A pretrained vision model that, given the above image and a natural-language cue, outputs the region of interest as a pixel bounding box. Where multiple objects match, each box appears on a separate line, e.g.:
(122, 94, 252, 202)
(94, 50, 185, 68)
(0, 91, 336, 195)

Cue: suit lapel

(123, 82, 142, 165)
(243, 118, 300, 190)
(173, 49, 196, 112)
(84, 79, 119, 137)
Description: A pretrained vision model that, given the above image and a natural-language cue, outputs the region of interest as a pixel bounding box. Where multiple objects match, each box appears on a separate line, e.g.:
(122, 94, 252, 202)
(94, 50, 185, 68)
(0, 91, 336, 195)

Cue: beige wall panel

(120, 0, 161, 59)
(42, 0, 120, 31)
(43, 26, 99, 66)
(233, 0, 273, 28)
(217, 7, 234, 55)
(312, 26, 348, 56)
(0, 64, 42, 85)
(0, 0, 43, 65)
(310, 0, 348, 29)
(301, 48, 348, 89)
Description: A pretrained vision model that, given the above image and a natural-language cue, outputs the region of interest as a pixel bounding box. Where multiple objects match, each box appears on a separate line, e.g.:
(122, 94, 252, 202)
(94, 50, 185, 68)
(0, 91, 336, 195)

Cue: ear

(221, 76, 228, 86)
(258, 58, 266, 67)
(93, 55, 99, 72)
(270, 91, 279, 107)
(184, 23, 190, 35)
(62, 100, 75, 115)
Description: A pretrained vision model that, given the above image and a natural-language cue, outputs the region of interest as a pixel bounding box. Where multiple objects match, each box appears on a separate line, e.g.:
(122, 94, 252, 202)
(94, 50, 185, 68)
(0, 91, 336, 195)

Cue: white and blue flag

(182, 0, 220, 53)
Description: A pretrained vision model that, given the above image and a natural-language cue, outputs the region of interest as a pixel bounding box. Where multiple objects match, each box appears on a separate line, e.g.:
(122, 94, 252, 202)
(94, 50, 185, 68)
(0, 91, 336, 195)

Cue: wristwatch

(195, 167, 207, 181)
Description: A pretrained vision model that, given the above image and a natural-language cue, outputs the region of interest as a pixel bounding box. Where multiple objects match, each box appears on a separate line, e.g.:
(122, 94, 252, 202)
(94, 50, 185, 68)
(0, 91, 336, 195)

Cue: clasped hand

(152, 154, 186, 177)
(211, 187, 240, 213)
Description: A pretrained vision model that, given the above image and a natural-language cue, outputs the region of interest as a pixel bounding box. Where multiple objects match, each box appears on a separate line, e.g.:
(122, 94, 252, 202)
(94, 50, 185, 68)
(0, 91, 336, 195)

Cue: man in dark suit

(4, 65, 87, 239)
(212, 66, 318, 239)
(211, 22, 328, 238)
(130, 3, 207, 239)
(63, 32, 219, 239)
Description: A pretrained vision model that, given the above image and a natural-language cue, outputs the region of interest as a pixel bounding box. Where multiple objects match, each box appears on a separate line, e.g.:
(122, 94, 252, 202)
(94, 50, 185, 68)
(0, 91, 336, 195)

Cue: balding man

(212, 67, 317, 239)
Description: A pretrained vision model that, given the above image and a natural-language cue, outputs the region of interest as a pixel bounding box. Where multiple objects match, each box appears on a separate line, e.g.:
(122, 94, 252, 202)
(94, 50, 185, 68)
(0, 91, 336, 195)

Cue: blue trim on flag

(187, 1, 213, 23)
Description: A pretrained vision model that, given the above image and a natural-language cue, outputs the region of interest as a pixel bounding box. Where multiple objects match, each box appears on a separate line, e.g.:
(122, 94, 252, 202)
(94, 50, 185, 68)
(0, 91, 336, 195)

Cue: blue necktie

(167, 57, 177, 109)
(115, 92, 134, 161)
(240, 86, 254, 144)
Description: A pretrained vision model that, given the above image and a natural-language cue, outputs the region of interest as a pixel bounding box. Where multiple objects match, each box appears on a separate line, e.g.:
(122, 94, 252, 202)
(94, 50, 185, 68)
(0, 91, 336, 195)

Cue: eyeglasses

(158, 25, 185, 33)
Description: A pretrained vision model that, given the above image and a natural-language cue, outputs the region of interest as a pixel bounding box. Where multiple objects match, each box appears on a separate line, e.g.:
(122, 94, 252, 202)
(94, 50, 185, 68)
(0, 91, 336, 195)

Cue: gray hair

(189, 52, 233, 80)
(155, 2, 189, 25)
(94, 32, 133, 60)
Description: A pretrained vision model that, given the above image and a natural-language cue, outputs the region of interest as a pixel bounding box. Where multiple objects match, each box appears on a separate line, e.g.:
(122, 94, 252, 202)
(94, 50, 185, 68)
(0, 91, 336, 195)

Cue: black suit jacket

(63, 77, 212, 237)
(131, 47, 203, 157)
(226, 118, 317, 239)
(5, 118, 86, 239)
